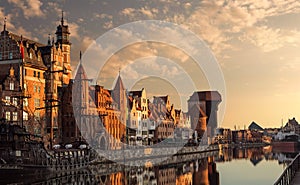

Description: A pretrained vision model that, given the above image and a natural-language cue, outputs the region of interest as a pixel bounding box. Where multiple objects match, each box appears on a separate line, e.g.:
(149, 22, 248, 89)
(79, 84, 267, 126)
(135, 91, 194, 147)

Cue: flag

(20, 43, 24, 59)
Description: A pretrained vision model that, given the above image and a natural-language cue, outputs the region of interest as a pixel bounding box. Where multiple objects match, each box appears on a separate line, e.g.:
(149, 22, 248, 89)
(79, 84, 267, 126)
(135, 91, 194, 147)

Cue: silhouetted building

(188, 91, 222, 142)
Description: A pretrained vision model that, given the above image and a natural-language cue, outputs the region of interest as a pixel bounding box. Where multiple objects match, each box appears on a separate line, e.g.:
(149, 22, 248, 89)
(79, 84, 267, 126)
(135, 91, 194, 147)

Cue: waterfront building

(188, 91, 222, 143)
(282, 117, 300, 135)
(175, 109, 191, 128)
(150, 95, 176, 142)
(0, 15, 71, 147)
(61, 63, 125, 150)
(214, 128, 232, 144)
(248, 121, 264, 131)
(127, 88, 150, 144)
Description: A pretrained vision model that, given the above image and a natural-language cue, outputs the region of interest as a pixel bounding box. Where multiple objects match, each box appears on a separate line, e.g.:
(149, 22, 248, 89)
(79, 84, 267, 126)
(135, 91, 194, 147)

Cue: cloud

(240, 26, 300, 52)
(120, 6, 158, 19)
(46, 2, 61, 15)
(103, 21, 113, 29)
(181, 0, 300, 54)
(68, 22, 80, 40)
(8, 0, 45, 19)
(0, 7, 35, 40)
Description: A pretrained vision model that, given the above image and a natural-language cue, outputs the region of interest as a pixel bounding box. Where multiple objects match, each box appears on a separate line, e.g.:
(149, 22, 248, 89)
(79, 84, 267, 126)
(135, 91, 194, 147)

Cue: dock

(274, 153, 300, 185)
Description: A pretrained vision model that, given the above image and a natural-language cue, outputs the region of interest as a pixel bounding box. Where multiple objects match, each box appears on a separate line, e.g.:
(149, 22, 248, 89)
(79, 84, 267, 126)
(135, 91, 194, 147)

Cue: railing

(274, 153, 300, 185)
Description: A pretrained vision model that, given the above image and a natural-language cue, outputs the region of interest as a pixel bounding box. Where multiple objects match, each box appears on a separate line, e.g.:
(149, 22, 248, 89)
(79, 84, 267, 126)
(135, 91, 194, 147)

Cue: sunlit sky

(1, 0, 300, 129)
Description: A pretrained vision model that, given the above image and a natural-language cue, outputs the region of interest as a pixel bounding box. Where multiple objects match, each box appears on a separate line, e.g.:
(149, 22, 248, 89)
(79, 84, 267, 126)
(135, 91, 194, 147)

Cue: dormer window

(29, 52, 32, 59)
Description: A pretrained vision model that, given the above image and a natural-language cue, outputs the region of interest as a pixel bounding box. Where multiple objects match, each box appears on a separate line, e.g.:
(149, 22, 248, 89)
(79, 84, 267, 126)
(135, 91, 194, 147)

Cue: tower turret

(55, 11, 71, 46)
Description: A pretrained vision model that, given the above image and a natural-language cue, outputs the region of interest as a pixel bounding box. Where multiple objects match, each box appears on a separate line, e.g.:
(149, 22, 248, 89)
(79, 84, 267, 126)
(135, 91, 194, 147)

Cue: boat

(0, 123, 93, 176)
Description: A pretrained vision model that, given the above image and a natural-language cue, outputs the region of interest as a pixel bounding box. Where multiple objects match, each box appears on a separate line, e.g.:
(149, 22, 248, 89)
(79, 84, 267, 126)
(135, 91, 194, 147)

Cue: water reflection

(89, 157, 219, 185)
(1, 146, 295, 184)
(217, 145, 297, 165)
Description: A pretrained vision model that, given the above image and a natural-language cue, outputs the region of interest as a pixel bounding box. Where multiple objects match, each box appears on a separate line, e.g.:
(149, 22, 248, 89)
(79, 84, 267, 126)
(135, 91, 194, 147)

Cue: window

(33, 71, 36, 77)
(23, 112, 28, 120)
(34, 111, 40, 121)
(12, 98, 17, 106)
(34, 98, 40, 107)
(24, 69, 27, 76)
(0, 53, 2, 60)
(29, 52, 32, 59)
(9, 52, 13, 59)
(34, 85, 36, 92)
(23, 99, 28, 107)
(37, 86, 41, 93)
(37, 72, 40, 78)
(12, 112, 18, 121)
(9, 82, 14, 90)
(5, 112, 10, 120)
(5, 96, 10, 105)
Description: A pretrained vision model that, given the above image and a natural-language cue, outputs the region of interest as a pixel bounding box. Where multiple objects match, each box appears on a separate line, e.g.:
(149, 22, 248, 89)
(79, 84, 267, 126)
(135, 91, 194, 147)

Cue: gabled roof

(129, 90, 142, 98)
(285, 117, 299, 128)
(74, 63, 88, 80)
(113, 74, 125, 92)
(153, 95, 169, 104)
(0, 30, 47, 69)
(248, 121, 264, 131)
(148, 102, 172, 121)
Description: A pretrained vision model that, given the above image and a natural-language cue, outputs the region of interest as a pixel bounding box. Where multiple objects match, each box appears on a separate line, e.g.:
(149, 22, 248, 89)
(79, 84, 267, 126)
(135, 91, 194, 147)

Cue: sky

(1, 0, 300, 129)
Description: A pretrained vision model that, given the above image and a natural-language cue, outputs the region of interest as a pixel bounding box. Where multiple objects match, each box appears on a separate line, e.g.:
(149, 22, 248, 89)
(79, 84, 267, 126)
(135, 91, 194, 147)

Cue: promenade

(274, 153, 300, 185)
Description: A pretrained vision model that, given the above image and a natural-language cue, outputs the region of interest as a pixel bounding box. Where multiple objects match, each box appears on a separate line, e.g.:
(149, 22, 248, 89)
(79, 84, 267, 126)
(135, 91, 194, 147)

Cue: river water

(0, 146, 295, 184)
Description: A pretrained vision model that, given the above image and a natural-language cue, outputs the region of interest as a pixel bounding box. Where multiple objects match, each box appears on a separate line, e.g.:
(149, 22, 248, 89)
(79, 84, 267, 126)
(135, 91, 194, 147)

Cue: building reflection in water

(123, 157, 219, 185)
(4, 147, 294, 185)
(216, 145, 297, 166)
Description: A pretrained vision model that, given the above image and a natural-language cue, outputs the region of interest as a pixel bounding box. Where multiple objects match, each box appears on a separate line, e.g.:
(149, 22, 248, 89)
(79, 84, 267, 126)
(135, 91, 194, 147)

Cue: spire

(47, 34, 51, 45)
(3, 17, 6, 31)
(79, 50, 82, 64)
(61, 10, 64, 26)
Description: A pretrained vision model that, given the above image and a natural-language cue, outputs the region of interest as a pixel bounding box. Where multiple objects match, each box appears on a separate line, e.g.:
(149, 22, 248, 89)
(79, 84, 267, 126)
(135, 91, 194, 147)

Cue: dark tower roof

(74, 52, 87, 80)
(188, 91, 222, 102)
(113, 73, 125, 93)
(55, 11, 71, 46)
